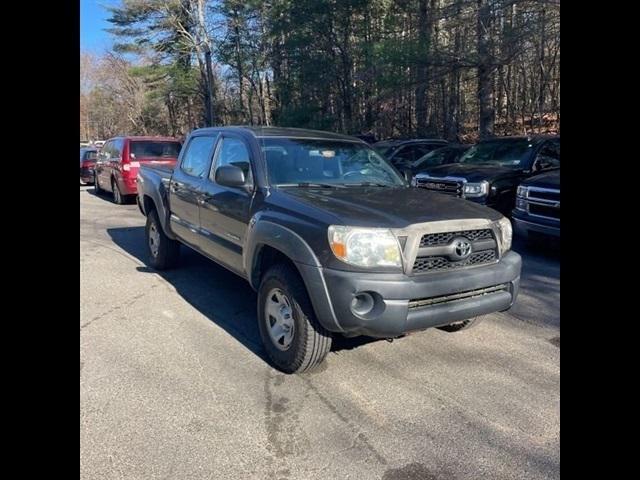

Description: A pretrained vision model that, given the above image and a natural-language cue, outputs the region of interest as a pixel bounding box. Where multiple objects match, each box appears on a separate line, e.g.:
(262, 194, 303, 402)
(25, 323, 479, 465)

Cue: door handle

(198, 193, 217, 210)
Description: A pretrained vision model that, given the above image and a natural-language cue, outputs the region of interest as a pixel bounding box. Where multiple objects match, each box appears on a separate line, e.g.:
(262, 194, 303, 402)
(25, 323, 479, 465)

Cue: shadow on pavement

(106, 226, 386, 368)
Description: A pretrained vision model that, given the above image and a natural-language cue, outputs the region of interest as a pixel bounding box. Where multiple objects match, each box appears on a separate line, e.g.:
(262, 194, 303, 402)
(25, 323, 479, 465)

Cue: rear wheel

(112, 178, 125, 204)
(437, 316, 483, 333)
(258, 264, 332, 374)
(145, 209, 180, 270)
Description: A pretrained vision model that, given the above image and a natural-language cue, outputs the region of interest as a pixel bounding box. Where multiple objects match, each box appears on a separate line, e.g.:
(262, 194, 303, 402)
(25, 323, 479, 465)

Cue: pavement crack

(80, 285, 157, 330)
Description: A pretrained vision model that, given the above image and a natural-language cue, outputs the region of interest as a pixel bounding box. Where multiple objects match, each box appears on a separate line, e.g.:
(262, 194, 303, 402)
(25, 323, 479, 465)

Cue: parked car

(512, 169, 560, 241)
(397, 144, 471, 179)
(80, 148, 98, 185)
(94, 136, 182, 204)
(373, 138, 448, 168)
(137, 126, 521, 374)
(412, 135, 560, 215)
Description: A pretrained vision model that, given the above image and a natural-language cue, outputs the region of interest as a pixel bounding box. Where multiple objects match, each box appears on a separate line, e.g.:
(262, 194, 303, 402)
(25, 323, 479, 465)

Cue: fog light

(351, 292, 375, 317)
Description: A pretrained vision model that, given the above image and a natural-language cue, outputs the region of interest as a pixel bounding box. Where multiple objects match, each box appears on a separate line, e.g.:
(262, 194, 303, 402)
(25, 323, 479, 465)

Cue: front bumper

(297, 250, 522, 338)
(512, 211, 560, 238)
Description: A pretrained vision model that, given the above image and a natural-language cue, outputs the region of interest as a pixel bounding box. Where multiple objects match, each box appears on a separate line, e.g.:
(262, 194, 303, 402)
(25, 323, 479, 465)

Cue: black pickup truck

(512, 169, 560, 241)
(136, 127, 521, 373)
(412, 136, 560, 215)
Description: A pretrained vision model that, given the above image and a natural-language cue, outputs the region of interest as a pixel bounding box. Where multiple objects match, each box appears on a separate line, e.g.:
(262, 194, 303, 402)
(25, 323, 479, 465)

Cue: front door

(168, 134, 217, 248)
(198, 134, 255, 275)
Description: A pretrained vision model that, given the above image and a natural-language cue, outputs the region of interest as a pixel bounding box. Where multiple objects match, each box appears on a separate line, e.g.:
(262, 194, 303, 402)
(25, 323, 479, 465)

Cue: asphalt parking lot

(80, 185, 559, 480)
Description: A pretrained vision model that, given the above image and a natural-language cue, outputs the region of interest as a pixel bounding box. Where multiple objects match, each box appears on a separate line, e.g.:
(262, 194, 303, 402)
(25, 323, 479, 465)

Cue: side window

(99, 141, 111, 161)
(535, 140, 560, 170)
(421, 150, 446, 167)
(415, 145, 435, 158)
(180, 136, 216, 177)
(211, 137, 253, 185)
(391, 145, 413, 163)
(112, 139, 124, 161)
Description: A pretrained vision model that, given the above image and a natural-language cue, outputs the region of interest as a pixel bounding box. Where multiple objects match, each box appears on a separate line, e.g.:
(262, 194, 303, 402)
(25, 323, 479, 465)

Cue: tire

(145, 208, 180, 270)
(257, 263, 332, 374)
(112, 178, 125, 204)
(437, 316, 483, 333)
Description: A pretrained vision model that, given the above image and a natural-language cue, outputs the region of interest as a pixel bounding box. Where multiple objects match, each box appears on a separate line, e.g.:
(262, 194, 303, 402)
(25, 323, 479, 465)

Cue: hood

(419, 163, 523, 183)
(270, 186, 503, 229)
(522, 169, 559, 189)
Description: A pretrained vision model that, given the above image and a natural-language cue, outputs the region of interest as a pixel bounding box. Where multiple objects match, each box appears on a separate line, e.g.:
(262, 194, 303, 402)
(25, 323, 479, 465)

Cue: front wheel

(437, 316, 483, 333)
(145, 209, 180, 270)
(258, 264, 332, 374)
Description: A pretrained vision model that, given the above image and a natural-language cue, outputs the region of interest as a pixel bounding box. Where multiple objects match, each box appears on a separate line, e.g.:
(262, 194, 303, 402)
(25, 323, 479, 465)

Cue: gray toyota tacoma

(136, 127, 521, 373)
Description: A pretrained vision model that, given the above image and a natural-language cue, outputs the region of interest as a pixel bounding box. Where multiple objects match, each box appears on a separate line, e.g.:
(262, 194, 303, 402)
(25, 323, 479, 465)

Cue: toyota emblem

(452, 238, 472, 260)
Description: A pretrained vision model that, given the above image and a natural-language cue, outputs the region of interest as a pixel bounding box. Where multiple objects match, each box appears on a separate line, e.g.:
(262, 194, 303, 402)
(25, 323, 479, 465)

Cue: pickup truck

(412, 136, 560, 215)
(512, 169, 560, 241)
(136, 127, 522, 373)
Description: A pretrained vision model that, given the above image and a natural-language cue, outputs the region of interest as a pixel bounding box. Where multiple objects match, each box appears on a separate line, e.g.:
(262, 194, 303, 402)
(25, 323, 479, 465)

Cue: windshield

(261, 138, 405, 187)
(412, 146, 460, 168)
(130, 141, 181, 158)
(373, 145, 396, 158)
(459, 139, 532, 167)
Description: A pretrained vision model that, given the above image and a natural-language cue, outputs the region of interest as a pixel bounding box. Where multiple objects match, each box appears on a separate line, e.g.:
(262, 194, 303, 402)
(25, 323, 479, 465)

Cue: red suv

(94, 136, 182, 204)
(80, 147, 98, 185)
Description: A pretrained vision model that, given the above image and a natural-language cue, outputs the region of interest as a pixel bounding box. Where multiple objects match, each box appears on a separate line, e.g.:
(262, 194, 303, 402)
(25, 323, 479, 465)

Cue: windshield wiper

(277, 182, 346, 188)
(344, 181, 396, 187)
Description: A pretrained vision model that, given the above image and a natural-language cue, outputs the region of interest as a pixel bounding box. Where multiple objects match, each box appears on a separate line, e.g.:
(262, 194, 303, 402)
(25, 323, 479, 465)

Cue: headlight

(496, 217, 512, 255)
(463, 181, 489, 197)
(516, 185, 529, 198)
(328, 226, 402, 268)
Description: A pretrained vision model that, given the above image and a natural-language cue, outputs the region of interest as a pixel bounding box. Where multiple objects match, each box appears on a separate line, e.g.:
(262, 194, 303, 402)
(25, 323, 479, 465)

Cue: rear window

(84, 151, 97, 160)
(130, 141, 181, 158)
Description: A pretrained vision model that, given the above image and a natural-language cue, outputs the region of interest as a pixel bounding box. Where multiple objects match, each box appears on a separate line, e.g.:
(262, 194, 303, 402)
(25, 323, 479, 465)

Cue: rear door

(168, 134, 218, 248)
(198, 133, 255, 274)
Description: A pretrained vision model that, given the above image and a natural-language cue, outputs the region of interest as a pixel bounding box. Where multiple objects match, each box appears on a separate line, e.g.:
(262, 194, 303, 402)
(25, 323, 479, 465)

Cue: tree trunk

(477, 0, 495, 139)
(415, 0, 432, 137)
(205, 49, 215, 126)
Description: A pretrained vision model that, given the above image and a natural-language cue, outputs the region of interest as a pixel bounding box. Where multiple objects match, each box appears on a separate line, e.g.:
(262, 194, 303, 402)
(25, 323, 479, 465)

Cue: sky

(80, 0, 116, 53)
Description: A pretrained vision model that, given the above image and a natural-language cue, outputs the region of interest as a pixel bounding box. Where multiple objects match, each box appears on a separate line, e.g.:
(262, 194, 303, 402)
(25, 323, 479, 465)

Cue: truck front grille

(413, 250, 496, 273)
(529, 189, 559, 202)
(414, 177, 462, 196)
(529, 203, 560, 219)
(411, 228, 498, 274)
(523, 187, 560, 220)
(419, 229, 493, 247)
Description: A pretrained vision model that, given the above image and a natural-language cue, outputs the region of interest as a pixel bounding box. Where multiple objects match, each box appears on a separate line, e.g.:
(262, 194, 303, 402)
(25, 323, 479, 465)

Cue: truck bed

(140, 163, 175, 176)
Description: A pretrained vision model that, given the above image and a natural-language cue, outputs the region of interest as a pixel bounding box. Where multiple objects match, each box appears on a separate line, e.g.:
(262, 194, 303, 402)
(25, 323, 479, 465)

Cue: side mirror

(215, 164, 246, 187)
